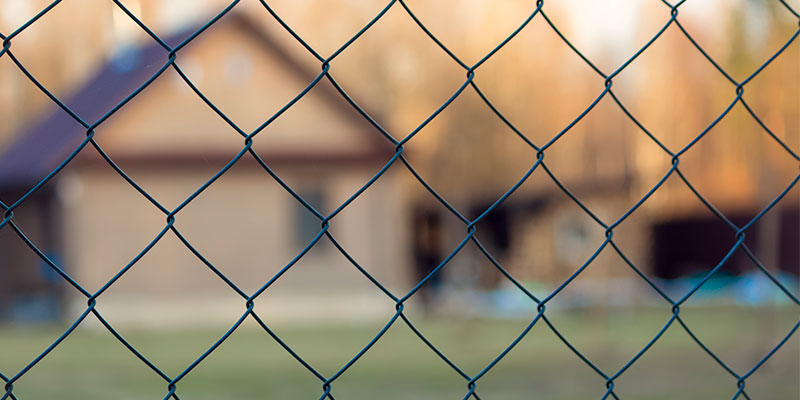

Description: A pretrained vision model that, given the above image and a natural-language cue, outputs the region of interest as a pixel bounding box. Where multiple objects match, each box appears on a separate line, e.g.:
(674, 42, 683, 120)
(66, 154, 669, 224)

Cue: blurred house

(411, 2, 799, 301)
(1, 1, 796, 322)
(0, 12, 409, 324)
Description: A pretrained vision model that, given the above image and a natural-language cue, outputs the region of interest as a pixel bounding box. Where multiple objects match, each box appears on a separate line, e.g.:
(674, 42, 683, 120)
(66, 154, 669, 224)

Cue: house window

(110, 44, 140, 74)
(294, 187, 326, 249)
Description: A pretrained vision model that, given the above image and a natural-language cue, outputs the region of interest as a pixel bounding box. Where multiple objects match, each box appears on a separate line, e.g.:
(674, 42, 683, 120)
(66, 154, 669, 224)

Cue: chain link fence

(1, 0, 799, 399)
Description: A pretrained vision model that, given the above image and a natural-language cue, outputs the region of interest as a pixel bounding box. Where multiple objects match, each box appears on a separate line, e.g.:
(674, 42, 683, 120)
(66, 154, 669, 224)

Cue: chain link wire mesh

(0, 0, 798, 399)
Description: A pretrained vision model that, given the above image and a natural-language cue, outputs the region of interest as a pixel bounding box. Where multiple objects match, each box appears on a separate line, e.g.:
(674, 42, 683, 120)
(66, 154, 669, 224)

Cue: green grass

(1, 306, 797, 399)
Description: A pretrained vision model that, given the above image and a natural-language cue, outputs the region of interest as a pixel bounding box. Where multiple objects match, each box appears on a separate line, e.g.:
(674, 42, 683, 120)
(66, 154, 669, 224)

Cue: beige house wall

(60, 165, 410, 325)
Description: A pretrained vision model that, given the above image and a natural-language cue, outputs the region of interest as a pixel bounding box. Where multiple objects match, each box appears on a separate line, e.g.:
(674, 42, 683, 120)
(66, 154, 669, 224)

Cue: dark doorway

(651, 208, 799, 279)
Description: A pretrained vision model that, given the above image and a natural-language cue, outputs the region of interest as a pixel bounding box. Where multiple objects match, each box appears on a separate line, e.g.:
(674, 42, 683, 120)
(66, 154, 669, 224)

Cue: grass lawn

(0, 306, 797, 399)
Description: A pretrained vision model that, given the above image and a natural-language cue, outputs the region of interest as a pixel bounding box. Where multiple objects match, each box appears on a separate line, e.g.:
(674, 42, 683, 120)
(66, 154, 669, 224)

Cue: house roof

(0, 12, 392, 189)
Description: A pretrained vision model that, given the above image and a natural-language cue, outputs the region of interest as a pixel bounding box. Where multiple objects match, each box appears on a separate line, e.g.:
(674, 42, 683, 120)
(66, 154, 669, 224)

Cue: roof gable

(0, 13, 390, 188)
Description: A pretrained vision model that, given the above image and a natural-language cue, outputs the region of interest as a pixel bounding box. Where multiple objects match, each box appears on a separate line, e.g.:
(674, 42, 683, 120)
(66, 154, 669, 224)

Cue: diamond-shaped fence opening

(0, 1, 798, 399)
